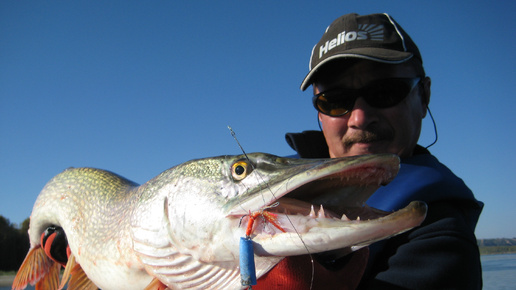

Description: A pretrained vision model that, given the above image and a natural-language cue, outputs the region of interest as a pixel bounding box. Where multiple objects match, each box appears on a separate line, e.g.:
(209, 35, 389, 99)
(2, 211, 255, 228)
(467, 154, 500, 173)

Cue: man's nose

(347, 97, 379, 129)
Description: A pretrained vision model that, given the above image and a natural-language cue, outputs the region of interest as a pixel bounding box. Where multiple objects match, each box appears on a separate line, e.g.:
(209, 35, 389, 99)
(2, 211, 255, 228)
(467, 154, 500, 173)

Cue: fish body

(26, 167, 152, 289)
(13, 153, 427, 289)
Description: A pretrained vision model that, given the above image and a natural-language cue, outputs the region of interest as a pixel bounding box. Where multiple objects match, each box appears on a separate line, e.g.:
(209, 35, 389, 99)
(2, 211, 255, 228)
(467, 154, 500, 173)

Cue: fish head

(134, 153, 425, 261)
(131, 153, 426, 289)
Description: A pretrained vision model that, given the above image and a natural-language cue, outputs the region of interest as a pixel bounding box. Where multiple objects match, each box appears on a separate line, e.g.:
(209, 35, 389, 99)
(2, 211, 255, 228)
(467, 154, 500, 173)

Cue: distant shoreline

(0, 275, 14, 287)
(481, 251, 516, 255)
(478, 245, 516, 255)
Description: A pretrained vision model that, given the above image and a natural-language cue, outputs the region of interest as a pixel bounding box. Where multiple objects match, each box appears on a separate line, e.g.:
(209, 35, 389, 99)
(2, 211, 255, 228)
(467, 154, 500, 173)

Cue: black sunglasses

(312, 77, 421, 117)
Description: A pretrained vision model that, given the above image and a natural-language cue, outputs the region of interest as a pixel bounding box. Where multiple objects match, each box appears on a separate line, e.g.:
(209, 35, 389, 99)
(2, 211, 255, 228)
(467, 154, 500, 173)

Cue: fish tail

(59, 253, 97, 290)
(12, 246, 61, 290)
(58, 253, 74, 290)
(35, 262, 60, 290)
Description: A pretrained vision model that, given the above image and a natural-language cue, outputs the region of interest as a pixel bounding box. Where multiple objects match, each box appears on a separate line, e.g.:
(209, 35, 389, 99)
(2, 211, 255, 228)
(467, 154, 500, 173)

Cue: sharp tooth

(309, 205, 316, 218)
(356, 216, 361, 221)
(318, 205, 325, 219)
(341, 213, 350, 221)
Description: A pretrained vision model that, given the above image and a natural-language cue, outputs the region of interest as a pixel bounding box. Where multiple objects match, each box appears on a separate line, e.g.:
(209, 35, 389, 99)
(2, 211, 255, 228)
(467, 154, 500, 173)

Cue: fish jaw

(250, 201, 427, 256)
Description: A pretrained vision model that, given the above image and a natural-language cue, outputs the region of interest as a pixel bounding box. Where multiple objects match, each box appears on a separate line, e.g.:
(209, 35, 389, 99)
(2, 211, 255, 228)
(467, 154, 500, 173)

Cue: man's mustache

(343, 129, 393, 147)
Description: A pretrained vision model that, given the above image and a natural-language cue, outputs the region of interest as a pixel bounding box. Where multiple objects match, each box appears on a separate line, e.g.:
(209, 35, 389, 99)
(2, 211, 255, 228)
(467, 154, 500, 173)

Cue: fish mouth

(227, 154, 427, 256)
(269, 168, 395, 222)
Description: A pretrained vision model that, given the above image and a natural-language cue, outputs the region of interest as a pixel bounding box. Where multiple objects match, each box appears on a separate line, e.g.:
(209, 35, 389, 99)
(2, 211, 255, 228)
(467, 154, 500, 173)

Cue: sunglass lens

(365, 79, 413, 108)
(315, 93, 354, 116)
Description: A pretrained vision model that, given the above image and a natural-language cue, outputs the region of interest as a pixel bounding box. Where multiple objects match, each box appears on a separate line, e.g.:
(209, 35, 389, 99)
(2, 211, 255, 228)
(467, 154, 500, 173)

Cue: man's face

(314, 60, 431, 158)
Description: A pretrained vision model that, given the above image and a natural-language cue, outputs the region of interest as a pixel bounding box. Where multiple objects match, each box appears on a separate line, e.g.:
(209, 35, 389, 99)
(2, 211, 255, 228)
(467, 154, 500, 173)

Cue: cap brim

(300, 49, 413, 91)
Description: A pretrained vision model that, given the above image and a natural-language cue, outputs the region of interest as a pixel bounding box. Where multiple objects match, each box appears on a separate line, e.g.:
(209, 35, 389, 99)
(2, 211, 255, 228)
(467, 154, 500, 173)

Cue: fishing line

(228, 126, 268, 207)
(229, 126, 251, 162)
(227, 126, 315, 289)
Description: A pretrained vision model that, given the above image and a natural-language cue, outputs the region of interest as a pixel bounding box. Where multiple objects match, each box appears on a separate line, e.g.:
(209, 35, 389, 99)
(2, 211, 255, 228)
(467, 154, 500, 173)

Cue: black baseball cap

(301, 13, 423, 91)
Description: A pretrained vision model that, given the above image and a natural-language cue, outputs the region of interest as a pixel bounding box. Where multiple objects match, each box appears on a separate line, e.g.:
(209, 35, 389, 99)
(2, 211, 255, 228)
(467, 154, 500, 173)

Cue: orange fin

(58, 253, 75, 290)
(12, 246, 61, 290)
(144, 277, 168, 290)
(34, 261, 60, 290)
(59, 253, 97, 290)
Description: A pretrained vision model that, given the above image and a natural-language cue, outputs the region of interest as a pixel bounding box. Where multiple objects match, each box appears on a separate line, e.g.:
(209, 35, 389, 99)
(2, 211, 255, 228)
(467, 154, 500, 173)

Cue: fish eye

(232, 160, 250, 181)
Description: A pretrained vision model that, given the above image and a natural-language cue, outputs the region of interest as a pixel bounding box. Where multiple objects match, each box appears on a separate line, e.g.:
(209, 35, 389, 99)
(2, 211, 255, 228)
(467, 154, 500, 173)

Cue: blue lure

(239, 237, 257, 287)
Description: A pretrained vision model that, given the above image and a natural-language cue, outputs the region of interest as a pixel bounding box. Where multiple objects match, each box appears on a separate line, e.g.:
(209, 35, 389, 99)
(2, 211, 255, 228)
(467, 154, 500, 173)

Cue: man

(284, 13, 484, 289)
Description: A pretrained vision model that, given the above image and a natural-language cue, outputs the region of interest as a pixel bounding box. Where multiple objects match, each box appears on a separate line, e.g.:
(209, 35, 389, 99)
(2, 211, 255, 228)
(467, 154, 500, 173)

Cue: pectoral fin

(144, 277, 168, 290)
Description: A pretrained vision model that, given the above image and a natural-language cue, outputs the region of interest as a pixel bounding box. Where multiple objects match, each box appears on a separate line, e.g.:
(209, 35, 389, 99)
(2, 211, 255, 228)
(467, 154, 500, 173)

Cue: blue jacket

(285, 130, 483, 289)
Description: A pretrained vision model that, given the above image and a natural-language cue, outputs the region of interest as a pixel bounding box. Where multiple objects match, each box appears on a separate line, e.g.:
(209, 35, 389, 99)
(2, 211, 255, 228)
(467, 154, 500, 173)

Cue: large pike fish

(13, 153, 426, 290)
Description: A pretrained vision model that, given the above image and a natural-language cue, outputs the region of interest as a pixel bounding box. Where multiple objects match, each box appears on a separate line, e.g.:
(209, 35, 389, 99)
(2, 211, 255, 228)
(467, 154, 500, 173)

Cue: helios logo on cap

(319, 24, 384, 58)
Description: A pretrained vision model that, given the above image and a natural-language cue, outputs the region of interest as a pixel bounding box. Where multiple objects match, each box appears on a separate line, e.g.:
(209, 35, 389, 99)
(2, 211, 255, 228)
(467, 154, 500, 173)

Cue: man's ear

(421, 77, 431, 117)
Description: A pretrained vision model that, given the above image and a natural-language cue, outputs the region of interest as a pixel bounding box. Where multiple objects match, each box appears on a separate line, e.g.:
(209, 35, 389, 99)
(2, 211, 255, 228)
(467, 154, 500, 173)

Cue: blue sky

(1, 1, 514, 239)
